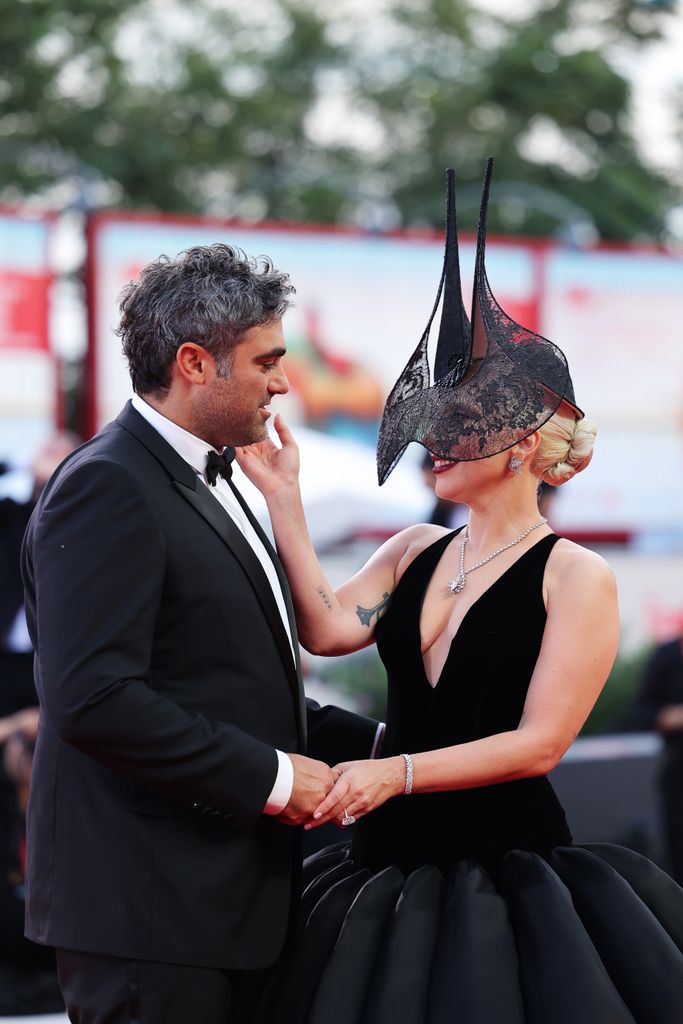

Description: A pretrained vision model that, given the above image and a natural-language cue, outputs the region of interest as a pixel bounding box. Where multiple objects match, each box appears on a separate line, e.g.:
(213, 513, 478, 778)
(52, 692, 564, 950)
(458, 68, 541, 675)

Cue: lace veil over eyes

(376, 158, 583, 485)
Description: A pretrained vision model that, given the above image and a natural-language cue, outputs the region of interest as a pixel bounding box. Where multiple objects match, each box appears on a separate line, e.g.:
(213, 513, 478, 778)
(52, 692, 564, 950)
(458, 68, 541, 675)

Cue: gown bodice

(351, 528, 572, 874)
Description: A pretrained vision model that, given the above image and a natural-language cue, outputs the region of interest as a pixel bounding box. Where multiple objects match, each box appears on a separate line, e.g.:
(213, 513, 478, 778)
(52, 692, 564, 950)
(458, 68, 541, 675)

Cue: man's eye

(261, 361, 277, 370)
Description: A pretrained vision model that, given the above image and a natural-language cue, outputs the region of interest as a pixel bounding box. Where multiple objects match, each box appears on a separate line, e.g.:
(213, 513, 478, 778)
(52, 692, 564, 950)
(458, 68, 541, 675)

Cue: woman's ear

(515, 432, 541, 459)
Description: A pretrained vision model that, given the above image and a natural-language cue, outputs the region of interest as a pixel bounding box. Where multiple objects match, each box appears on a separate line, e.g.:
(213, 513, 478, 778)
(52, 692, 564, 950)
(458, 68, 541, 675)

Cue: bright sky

(625, 11, 683, 172)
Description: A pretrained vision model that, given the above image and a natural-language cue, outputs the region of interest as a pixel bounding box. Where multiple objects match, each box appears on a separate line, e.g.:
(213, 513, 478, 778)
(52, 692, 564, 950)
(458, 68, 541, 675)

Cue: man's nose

(269, 365, 289, 395)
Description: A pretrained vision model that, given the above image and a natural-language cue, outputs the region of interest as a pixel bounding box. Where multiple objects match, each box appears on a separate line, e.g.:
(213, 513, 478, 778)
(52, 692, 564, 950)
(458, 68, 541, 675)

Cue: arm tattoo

(316, 586, 333, 610)
(355, 592, 391, 628)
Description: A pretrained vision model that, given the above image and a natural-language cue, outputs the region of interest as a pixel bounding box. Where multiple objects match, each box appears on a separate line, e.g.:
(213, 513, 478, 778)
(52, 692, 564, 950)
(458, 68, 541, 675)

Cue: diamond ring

(341, 809, 356, 827)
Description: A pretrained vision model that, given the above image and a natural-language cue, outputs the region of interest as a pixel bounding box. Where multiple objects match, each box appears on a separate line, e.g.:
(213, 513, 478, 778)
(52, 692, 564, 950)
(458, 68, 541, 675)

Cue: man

(0, 432, 79, 717)
(0, 433, 79, 1015)
(623, 635, 683, 883)
(21, 244, 379, 1022)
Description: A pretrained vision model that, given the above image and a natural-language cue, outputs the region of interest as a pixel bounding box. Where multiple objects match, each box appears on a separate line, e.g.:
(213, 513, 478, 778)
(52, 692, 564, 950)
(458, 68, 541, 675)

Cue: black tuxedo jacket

(20, 402, 376, 969)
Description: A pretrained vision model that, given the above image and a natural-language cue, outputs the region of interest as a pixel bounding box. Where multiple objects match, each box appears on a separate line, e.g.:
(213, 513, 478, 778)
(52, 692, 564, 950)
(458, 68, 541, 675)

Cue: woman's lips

(431, 458, 458, 475)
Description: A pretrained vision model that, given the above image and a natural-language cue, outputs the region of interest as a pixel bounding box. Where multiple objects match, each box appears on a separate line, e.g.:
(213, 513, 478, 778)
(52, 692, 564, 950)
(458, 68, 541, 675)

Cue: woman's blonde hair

(532, 409, 596, 485)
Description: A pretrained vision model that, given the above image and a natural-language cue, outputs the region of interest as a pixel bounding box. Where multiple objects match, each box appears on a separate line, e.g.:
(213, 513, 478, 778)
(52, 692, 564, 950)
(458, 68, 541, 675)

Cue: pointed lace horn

(469, 156, 494, 363)
(433, 168, 471, 383)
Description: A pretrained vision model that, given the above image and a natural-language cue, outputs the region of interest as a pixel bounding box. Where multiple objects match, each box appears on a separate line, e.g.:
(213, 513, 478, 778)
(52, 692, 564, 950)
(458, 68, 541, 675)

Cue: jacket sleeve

(22, 457, 277, 831)
(305, 698, 381, 766)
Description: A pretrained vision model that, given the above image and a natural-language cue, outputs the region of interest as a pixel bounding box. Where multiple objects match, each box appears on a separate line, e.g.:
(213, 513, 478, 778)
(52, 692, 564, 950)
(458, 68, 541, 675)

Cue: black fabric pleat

(362, 866, 444, 1024)
(300, 859, 357, 928)
(550, 847, 683, 1024)
(428, 861, 524, 1024)
(308, 867, 404, 1024)
(261, 870, 371, 1024)
(301, 843, 349, 891)
(584, 842, 683, 951)
(500, 851, 635, 1024)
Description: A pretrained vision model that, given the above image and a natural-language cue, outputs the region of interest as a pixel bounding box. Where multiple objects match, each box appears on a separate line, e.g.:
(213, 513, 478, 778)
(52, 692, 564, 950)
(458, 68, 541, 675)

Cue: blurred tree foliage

(0, 0, 677, 239)
(580, 642, 651, 736)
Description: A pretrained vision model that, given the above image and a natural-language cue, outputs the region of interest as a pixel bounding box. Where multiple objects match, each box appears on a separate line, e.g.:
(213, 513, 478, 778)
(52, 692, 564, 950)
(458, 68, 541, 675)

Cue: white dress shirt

(132, 395, 293, 814)
(4, 607, 32, 653)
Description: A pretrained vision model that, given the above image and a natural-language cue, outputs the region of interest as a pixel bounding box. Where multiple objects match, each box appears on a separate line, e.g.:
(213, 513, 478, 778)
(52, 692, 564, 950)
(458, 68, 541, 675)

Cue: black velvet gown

(261, 531, 683, 1024)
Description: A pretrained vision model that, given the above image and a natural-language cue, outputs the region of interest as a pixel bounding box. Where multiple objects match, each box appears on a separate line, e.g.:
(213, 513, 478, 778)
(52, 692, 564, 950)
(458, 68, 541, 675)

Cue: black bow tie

(205, 448, 236, 486)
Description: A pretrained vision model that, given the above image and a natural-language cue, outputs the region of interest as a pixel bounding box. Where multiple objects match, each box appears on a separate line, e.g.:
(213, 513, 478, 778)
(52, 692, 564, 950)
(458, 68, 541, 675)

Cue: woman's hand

(304, 756, 405, 830)
(235, 414, 299, 498)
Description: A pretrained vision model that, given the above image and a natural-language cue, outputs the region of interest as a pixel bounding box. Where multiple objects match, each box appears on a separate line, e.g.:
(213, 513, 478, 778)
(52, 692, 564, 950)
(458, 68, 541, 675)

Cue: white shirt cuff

(371, 722, 386, 759)
(263, 749, 294, 815)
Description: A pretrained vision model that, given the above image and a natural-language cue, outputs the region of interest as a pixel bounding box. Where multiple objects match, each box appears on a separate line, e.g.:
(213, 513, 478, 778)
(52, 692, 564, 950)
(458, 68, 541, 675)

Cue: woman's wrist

(390, 753, 412, 797)
(263, 479, 303, 508)
(400, 752, 414, 795)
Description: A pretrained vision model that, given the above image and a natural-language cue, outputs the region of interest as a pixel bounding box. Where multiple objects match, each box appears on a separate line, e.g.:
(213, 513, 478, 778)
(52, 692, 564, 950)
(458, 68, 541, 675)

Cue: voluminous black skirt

(256, 843, 683, 1024)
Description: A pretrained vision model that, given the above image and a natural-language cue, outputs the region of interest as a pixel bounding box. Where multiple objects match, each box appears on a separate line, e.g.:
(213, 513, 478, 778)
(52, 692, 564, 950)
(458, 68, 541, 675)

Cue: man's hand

(276, 753, 337, 826)
(2, 707, 39, 817)
(304, 756, 405, 831)
(0, 706, 39, 745)
(656, 704, 683, 733)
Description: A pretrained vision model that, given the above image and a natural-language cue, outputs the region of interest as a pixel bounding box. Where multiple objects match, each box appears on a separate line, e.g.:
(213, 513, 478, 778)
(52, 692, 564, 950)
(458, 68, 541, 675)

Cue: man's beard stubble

(197, 393, 269, 450)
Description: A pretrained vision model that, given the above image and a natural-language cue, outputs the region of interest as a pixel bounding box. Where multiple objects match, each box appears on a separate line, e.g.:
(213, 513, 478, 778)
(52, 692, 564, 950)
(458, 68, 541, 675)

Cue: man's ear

(176, 343, 212, 385)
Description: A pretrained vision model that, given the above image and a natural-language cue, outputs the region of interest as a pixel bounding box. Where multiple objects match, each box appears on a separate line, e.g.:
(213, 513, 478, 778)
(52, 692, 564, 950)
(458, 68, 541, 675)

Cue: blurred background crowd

(1, 0, 682, 1016)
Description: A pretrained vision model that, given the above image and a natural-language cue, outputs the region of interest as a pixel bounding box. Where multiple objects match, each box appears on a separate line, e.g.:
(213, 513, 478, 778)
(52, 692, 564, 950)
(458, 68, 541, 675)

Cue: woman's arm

(306, 541, 620, 826)
(236, 415, 440, 655)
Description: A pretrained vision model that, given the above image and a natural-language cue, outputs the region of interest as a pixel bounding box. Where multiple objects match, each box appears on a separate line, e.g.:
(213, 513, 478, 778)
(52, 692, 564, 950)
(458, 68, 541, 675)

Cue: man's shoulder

(41, 416, 160, 507)
(59, 415, 153, 473)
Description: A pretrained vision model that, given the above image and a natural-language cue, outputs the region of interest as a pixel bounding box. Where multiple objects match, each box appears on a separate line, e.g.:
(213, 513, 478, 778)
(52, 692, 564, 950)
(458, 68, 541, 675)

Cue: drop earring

(509, 455, 523, 475)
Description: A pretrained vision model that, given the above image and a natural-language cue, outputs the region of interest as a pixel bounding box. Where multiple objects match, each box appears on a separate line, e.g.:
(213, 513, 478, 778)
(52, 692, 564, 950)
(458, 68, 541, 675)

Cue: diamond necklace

(447, 518, 548, 594)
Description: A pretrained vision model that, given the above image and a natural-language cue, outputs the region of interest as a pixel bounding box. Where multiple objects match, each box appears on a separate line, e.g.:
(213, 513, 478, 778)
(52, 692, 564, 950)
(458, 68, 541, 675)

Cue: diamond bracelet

(401, 753, 414, 796)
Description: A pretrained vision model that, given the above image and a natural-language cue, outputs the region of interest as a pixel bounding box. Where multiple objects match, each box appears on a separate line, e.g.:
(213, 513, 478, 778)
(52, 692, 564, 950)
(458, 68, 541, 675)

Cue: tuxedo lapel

(173, 479, 302, 710)
(228, 480, 307, 743)
(116, 402, 304, 736)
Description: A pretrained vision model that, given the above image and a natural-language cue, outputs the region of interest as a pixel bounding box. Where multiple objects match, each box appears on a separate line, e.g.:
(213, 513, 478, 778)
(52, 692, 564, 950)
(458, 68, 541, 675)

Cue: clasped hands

(277, 753, 405, 830)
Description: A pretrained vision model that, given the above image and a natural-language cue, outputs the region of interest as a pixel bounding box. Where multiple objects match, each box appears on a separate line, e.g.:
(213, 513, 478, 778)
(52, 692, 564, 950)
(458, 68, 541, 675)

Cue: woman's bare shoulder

(545, 536, 616, 597)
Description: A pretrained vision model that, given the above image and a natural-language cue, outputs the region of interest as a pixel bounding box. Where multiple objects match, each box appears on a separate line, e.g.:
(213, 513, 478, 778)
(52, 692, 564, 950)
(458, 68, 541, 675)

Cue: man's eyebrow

(255, 347, 287, 359)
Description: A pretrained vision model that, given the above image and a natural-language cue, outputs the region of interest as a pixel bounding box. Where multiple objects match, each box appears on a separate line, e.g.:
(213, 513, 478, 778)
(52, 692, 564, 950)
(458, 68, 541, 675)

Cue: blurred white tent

(233, 426, 431, 548)
(0, 425, 432, 550)
(0, 1016, 67, 1023)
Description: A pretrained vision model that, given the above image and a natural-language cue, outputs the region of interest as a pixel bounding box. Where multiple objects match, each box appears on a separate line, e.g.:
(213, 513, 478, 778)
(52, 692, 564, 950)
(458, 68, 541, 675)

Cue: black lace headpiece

(376, 158, 583, 485)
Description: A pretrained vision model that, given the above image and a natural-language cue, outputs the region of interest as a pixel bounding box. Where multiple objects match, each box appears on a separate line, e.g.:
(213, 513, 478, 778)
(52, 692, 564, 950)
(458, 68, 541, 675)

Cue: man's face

(198, 321, 289, 449)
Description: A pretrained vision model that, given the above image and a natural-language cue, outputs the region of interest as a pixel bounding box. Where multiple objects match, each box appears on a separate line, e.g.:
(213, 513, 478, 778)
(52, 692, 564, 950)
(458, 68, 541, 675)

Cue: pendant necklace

(447, 518, 548, 595)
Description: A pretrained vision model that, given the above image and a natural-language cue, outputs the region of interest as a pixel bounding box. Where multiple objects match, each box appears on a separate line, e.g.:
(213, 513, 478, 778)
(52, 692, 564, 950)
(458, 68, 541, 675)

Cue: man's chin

(232, 425, 269, 448)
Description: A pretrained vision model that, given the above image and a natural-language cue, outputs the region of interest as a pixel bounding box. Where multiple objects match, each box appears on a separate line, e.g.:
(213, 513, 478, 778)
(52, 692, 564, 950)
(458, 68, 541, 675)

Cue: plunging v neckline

(417, 530, 555, 690)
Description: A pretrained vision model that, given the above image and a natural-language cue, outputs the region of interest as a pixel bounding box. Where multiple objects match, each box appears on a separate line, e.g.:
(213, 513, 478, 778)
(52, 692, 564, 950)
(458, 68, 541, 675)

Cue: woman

(240, 163, 683, 1024)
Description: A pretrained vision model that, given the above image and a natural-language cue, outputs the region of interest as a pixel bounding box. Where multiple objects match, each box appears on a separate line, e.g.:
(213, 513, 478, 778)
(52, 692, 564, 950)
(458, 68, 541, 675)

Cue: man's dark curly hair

(116, 243, 295, 396)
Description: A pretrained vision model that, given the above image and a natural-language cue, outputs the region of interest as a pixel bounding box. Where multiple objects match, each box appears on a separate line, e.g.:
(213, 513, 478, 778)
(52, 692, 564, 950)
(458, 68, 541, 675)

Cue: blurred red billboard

(0, 210, 55, 457)
(86, 211, 683, 537)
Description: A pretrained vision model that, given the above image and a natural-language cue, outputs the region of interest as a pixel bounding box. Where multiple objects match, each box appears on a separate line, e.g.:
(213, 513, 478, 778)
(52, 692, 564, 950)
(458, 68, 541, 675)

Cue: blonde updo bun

(532, 410, 596, 486)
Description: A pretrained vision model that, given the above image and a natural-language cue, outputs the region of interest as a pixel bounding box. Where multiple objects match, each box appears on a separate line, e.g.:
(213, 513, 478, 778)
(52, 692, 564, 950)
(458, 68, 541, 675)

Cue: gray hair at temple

(117, 243, 295, 397)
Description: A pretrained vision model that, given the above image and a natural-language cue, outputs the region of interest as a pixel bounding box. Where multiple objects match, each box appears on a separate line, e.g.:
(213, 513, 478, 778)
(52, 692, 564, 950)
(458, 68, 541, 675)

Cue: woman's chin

(434, 479, 464, 503)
